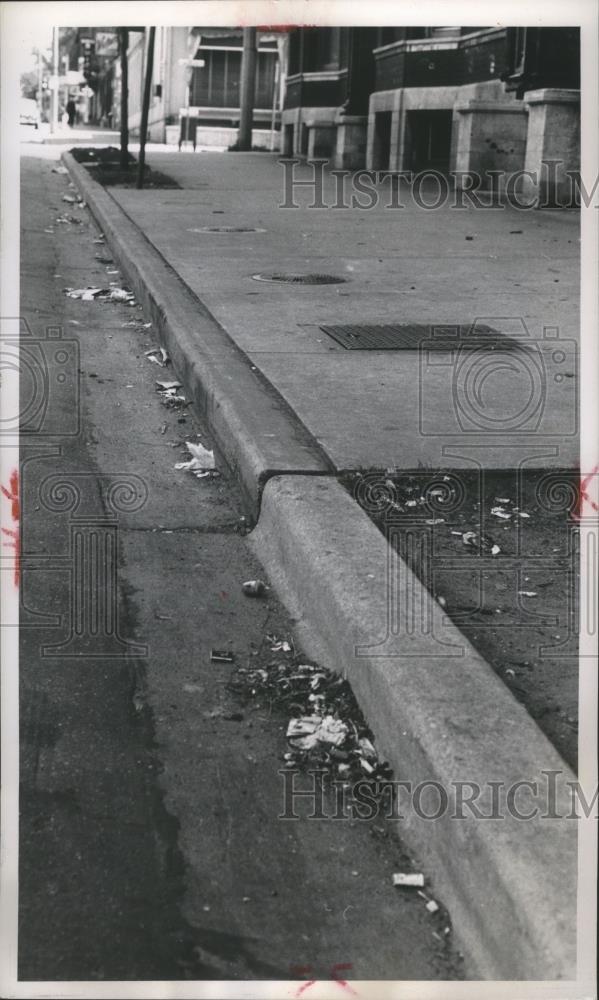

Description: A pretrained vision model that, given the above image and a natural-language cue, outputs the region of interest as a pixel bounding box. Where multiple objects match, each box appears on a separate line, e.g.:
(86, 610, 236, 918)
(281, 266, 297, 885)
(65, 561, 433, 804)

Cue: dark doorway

(372, 111, 392, 170)
(406, 110, 453, 173)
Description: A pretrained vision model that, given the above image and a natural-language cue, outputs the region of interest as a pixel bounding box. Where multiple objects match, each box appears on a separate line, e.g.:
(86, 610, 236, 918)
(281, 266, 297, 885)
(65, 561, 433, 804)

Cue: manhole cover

(252, 272, 347, 285)
(189, 226, 266, 234)
(319, 322, 526, 351)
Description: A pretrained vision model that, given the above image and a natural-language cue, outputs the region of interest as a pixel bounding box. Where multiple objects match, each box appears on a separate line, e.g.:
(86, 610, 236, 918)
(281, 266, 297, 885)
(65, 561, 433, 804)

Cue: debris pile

(226, 647, 392, 790)
(155, 379, 188, 410)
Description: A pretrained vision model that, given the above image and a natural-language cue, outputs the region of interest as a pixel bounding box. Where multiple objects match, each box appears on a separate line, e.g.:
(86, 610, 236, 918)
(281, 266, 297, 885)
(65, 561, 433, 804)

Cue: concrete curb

(61, 151, 331, 519)
(62, 152, 577, 980)
(251, 476, 577, 981)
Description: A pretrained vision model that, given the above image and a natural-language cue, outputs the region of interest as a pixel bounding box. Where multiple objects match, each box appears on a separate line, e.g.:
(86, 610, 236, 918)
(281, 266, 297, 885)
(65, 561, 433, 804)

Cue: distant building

(124, 27, 282, 148)
(282, 26, 580, 202)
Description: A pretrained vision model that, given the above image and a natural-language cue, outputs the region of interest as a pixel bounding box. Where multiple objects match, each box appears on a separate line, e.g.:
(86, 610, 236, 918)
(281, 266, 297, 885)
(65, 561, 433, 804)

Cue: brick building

(281, 27, 580, 202)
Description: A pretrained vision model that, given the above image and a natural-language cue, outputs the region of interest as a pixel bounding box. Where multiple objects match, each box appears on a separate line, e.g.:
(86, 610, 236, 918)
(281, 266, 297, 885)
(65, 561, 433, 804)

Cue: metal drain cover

(189, 226, 266, 234)
(318, 322, 524, 351)
(252, 272, 347, 285)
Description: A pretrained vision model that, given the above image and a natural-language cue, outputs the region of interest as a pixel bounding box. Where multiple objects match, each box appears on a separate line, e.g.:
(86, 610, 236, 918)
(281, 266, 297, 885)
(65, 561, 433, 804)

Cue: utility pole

(136, 26, 155, 189)
(118, 28, 129, 170)
(37, 47, 43, 120)
(237, 27, 257, 151)
(51, 26, 59, 133)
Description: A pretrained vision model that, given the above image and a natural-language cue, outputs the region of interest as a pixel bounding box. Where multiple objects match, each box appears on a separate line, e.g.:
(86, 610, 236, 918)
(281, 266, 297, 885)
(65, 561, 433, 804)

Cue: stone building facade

(281, 27, 580, 203)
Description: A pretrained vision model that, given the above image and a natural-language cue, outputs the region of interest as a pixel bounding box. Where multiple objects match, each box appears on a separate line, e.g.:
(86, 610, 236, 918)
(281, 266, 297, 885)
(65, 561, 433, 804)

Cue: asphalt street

(17, 148, 463, 982)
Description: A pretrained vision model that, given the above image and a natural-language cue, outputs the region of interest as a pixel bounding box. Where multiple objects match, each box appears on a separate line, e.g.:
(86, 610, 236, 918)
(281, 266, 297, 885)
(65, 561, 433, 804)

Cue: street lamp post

(51, 26, 59, 133)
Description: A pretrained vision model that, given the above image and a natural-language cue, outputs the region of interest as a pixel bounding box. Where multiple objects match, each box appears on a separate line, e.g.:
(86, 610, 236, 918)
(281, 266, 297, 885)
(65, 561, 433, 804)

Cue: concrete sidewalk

(62, 147, 580, 982)
(110, 149, 579, 472)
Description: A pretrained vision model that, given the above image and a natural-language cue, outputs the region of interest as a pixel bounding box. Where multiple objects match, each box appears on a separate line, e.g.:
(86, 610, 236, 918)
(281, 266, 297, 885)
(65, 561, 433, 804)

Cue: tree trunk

(237, 28, 257, 151)
(119, 28, 129, 170)
(136, 27, 155, 189)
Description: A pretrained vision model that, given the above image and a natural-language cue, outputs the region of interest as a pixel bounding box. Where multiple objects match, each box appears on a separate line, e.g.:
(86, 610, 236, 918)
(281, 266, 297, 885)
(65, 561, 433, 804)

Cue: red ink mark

(330, 964, 357, 994)
(1, 469, 19, 520)
(289, 964, 357, 996)
(1, 469, 20, 586)
(219, 591, 229, 600)
(290, 966, 315, 996)
(572, 467, 599, 522)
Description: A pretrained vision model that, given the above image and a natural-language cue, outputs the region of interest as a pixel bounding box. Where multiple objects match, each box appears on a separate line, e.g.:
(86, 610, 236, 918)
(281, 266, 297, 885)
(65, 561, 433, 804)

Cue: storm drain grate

(317, 322, 526, 351)
(252, 272, 347, 285)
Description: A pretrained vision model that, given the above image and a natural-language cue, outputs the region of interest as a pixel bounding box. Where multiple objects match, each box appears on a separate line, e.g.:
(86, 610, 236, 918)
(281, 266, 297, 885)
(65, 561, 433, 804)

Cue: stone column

(523, 89, 580, 207)
(454, 100, 528, 192)
(334, 114, 368, 169)
(307, 124, 337, 159)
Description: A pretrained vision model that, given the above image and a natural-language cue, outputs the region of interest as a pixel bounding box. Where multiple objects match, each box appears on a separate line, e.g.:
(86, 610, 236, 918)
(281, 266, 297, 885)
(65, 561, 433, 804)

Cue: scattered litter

(426, 899, 440, 914)
(51, 165, 68, 174)
(393, 873, 425, 888)
(425, 518, 445, 525)
(495, 497, 512, 504)
(107, 287, 135, 303)
(505, 668, 516, 678)
(461, 531, 501, 556)
(93, 236, 105, 244)
(437, 595, 447, 608)
(62, 193, 83, 205)
(490, 506, 512, 520)
(210, 649, 235, 663)
(145, 346, 169, 367)
(518, 590, 538, 597)
(155, 379, 187, 406)
(510, 230, 523, 234)
(156, 379, 181, 391)
(287, 715, 348, 751)
(142, 322, 153, 329)
(64, 286, 135, 304)
(518, 512, 531, 518)
(64, 287, 104, 301)
(269, 637, 291, 653)
(55, 214, 82, 225)
(242, 579, 269, 597)
(175, 440, 216, 476)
